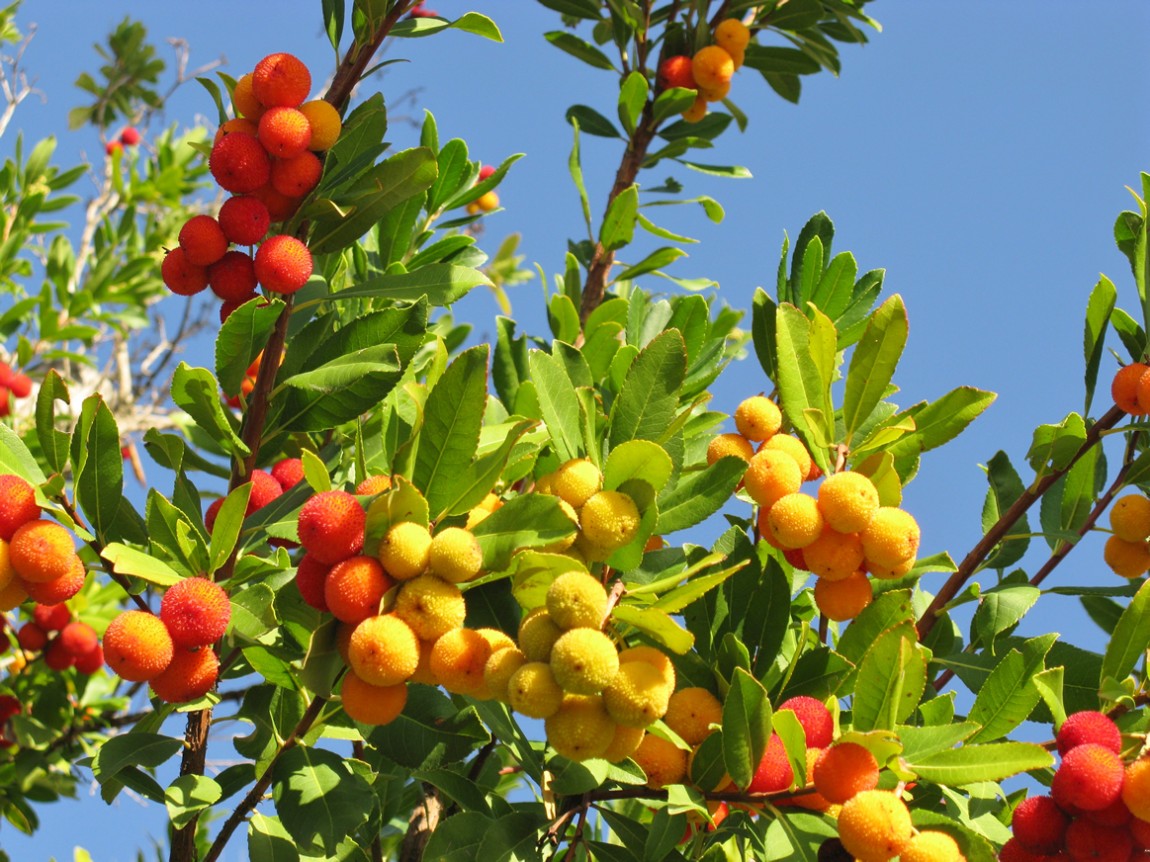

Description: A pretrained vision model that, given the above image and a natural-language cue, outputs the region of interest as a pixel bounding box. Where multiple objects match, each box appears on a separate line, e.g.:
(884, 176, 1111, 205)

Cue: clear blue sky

(4, 1, 1149, 858)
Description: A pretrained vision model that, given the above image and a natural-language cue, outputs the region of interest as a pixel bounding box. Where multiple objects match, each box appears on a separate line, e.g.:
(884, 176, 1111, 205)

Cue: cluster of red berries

(656, 17, 752, 123)
(162, 52, 343, 318)
(465, 164, 500, 215)
(104, 125, 141, 157)
(0, 475, 90, 609)
(1003, 710, 1150, 861)
(14, 603, 102, 674)
(203, 454, 304, 533)
(0, 361, 32, 417)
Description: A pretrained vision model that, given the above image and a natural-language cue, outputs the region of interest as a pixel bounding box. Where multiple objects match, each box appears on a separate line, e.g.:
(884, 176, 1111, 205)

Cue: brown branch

(399, 784, 442, 862)
(917, 404, 1126, 641)
(325, 0, 421, 113)
(57, 491, 151, 612)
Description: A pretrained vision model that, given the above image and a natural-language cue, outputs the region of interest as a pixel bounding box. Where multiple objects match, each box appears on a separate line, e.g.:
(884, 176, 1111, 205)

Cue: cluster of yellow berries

(710, 395, 921, 622)
(657, 17, 752, 123)
(535, 458, 642, 562)
(1105, 492, 1150, 578)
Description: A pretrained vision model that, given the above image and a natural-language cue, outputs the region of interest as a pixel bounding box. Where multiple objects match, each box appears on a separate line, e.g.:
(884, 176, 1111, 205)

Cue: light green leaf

(904, 742, 1053, 786)
(842, 295, 908, 445)
(722, 669, 771, 791)
(1101, 577, 1150, 684)
(101, 543, 182, 587)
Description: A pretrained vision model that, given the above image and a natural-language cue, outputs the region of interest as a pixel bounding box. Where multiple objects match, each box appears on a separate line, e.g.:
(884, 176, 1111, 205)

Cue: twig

(399, 783, 442, 862)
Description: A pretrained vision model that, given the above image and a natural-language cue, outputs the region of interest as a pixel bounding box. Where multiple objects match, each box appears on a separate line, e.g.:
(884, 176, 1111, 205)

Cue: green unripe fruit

(550, 628, 620, 695)
(378, 520, 432, 580)
(546, 570, 608, 630)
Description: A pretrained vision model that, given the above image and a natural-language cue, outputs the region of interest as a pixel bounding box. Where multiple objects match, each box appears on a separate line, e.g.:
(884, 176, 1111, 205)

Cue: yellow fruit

(580, 490, 641, 551)
(0, 576, 26, 611)
(1114, 362, 1149, 414)
(761, 434, 814, 480)
(664, 687, 723, 746)
(899, 830, 963, 862)
(767, 493, 824, 549)
(393, 574, 466, 640)
(475, 627, 516, 654)
(1104, 535, 1150, 578)
(699, 80, 731, 103)
(340, 671, 407, 726)
(507, 661, 564, 718)
(546, 570, 608, 630)
(484, 647, 527, 702)
(535, 471, 556, 495)
(714, 18, 751, 56)
(103, 611, 174, 682)
(554, 458, 603, 508)
(537, 498, 579, 553)
(818, 471, 881, 534)
(692, 45, 734, 90)
(545, 694, 615, 761)
(0, 539, 11, 591)
(618, 645, 676, 691)
(348, 614, 419, 687)
(734, 396, 781, 442)
(803, 526, 865, 581)
(867, 557, 916, 580)
(681, 93, 708, 123)
(465, 492, 502, 529)
(428, 527, 483, 583)
(232, 73, 263, 120)
(408, 638, 439, 686)
(814, 570, 872, 622)
(475, 191, 500, 212)
(429, 628, 492, 696)
(706, 432, 753, 465)
(298, 99, 341, 151)
(603, 660, 672, 728)
(1123, 756, 1150, 820)
(602, 724, 646, 763)
(378, 521, 432, 580)
(633, 733, 689, 789)
(1110, 493, 1150, 542)
(550, 628, 620, 695)
(837, 790, 913, 862)
(518, 607, 562, 662)
(860, 507, 920, 569)
(743, 449, 803, 509)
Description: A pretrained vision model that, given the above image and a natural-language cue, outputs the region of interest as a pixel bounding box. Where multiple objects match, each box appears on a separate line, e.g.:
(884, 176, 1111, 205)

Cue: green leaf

(742, 44, 821, 76)
(74, 397, 122, 542)
(1101, 577, 1150, 684)
(604, 440, 672, 494)
(842, 295, 908, 445)
(272, 746, 373, 855)
(611, 604, 693, 654)
(101, 543, 182, 587)
(325, 264, 491, 306)
(208, 483, 252, 575)
(92, 733, 183, 786)
(904, 742, 1053, 786)
(165, 775, 222, 830)
(529, 349, 583, 463)
(608, 330, 687, 449)
(836, 589, 915, 666)
(973, 585, 1040, 653)
(968, 633, 1056, 743)
(618, 70, 648, 135)
(656, 457, 745, 535)
(172, 364, 249, 458)
(1027, 413, 1087, 475)
(248, 813, 299, 862)
(448, 11, 502, 41)
(544, 31, 616, 70)
(422, 812, 492, 862)
(216, 300, 283, 397)
(751, 287, 778, 380)
(982, 451, 1030, 569)
(34, 370, 70, 474)
(471, 494, 576, 571)
(1083, 276, 1117, 415)
(774, 303, 833, 471)
(653, 87, 697, 122)
(600, 184, 639, 252)
(852, 622, 927, 731)
(722, 669, 771, 791)
(413, 345, 488, 518)
(283, 344, 400, 392)
(880, 388, 996, 478)
(616, 246, 687, 282)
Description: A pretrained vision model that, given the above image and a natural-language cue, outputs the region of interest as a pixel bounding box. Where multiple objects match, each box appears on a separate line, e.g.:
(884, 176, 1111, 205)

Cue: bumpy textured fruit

(603, 660, 672, 728)
(802, 526, 865, 581)
(761, 434, 814, 480)
(1103, 535, 1150, 578)
(779, 696, 834, 748)
(430, 628, 493, 696)
(178, 215, 228, 267)
(1067, 817, 1133, 862)
(161, 248, 209, 296)
(218, 195, 271, 246)
(580, 490, 641, 551)
(818, 472, 880, 533)
(393, 574, 465, 640)
(325, 555, 392, 624)
(837, 790, 913, 862)
(734, 395, 782, 442)
(546, 570, 608, 630)
(602, 723, 646, 763)
(860, 507, 920, 568)
(103, 611, 174, 682)
(618, 645, 676, 690)
(554, 458, 603, 508)
(57, 621, 99, 661)
(692, 45, 734, 90)
(545, 694, 616, 762)
(348, 614, 419, 686)
(428, 527, 483, 583)
(232, 73, 263, 118)
(298, 490, 365, 565)
(21, 559, 83, 604)
(1057, 710, 1121, 755)
(44, 638, 75, 670)
(814, 569, 872, 621)
(518, 607, 562, 662)
(215, 116, 259, 142)
(270, 457, 304, 490)
(0, 475, 40, 541)
(1123, 756, 1150, 821)
(252, 52, 312, 108)
(681, 93, 708, 123)
(484, 647, 527, 703)
(74, 643, 104, 675)
(508, 661, 564, 718)
(208, 250, 258, 302)
(657, 55, 695, 91)
(1051, 742, 1125, 811)
(550, 628, 620, 695)
(33, 602, 70, 632)
(408, 638, 438, 686)
(340, 671, 407, 726)
(17, 621, 46, 651)
(295, 554, 330, 611)
(1112, 362, 1149, 414)
(209, 132, 271, 194)
(746, 732, 794, 793)
(664, 687, 723, 746)
(150, 647, 220, 703)
(706, 432, 753, 465)
(258, 106, 311, 158)
(1010, 794, 1068, 854)
(0, 576, 26, 611)
(271, 150, 322, 197)
(898, 831, 962, 862)
(299, 99, 342, 151)
(355, 474, 392, 496)
(767, 493, 824, 549)
(254, 235, 313, 294)
(10, 520, 78, 583)
(160, 577, 231, 648)
(714, 18, 751, 58)
(813, 742, 879, 804)
(633, 733, 689, 789)
(378, 521, 432, 580)
(1109, 493, 1150, 542)
(744, 449, 803, 509)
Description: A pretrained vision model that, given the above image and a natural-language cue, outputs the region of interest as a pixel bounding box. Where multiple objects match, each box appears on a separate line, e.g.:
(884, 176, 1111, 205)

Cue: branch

(399, 783, 442, 862)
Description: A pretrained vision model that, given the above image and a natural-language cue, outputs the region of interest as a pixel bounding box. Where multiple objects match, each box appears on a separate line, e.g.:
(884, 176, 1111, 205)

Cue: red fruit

(1011, 795, 1069, 854)
(161, 247, 209, 296)
(778, 695, 834, 748)
(812, 743, 879, 804)
(0, 695, 20, 721)
(1051, 743, 1125, 812)
(74, 643, 104, 675)
(178, 215, 229, 266)
(297, 490, 366, 565)
(250, 184, 302, 222)
(782, 546, 807, 570)
(271, 458, 305, 490)
(295, 554, 331, 611)
(247, 469, 284, 513)
(10, 520, 78, 583)
(1084, 793, 1133, 827)
(658, 55, 695, 90)
(150, 646, 220, 703)
(0, 475, 39, 541)
(409, 2, 438, 17)
(218, 195, 271, 246)
(478, 164, 496, 181)
(1132, 817, 1150, 850)
(1065, 817, 1133, 862)
(44, 637, 75, 670)
(252, 53, 312, 108)
(105, 140, 122, 157)
(270, 150, 322, 197)
(58, 621, 98, 658)
(209, 132, 272, 194)
(746, 732, 794, 794)
(208, 250, 258, 302)
(32, 603, 70, 633)
(254, 235, 313, 294)
(258, 106, 312, 158)
(119, 126, 140, 146)
(7, 374, 30, 398)
(1057, 710, 1122, 755)
(219, 293, 262, 324)
(204, 498, 224, 533)
(17, 622, 47, 652)
(160, 577, 231, 649)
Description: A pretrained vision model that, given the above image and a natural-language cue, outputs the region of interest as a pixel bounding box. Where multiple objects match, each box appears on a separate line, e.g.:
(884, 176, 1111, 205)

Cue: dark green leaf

(272, 746, 373, 855)
(1083, 276, 1117, 415)
(544, 31, 616, 70)
(34, 370, 70, 474)
(842, 295, 908, 445)
(608, 330, 686, 449)
(600, 184, 639, 252)
(1101, 577, 1150, 685)
(722, 669, 771, 790)
(75, 397, 123, 542)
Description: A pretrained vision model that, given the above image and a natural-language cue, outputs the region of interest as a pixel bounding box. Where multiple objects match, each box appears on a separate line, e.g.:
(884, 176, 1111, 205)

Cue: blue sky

(4, 1, 1150, 859)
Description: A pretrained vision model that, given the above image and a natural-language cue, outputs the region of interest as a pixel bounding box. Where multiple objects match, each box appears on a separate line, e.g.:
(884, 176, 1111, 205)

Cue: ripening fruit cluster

(535, 458, 642, 562)
(465, 164, 500, 215)
(1104, 491, 1150, 579)
(0, 361, 32, 418)
(102, 577, 230, 703)
(162, 52, 343, 317)
(14, 603, 102, 674)
(1002, 710, 1150, 862)
(204, 459, 293, 532)
(656, 17, 752, 123)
